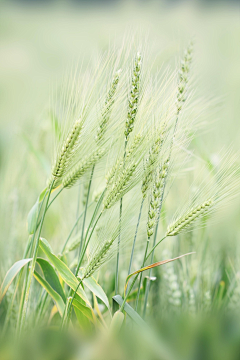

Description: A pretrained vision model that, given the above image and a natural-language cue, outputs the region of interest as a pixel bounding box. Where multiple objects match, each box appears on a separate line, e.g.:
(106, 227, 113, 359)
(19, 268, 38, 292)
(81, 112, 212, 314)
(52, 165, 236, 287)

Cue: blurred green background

(0, 1, 240, 358)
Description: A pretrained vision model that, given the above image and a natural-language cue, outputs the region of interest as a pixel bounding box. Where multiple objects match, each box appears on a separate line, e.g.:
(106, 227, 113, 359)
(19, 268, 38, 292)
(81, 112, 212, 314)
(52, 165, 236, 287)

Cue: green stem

(35, 290, 48, 324)
(75, 183, 82, 234)
(142, 114, 180, 317)
(60, 297, 72, 331)
(64, 189, 106, 324)
(128, 198, 144, 276)
(78, 165, 95, 261)
(115, 140, 127, 296)
(61, 201, 94, 254)
(47, 187, 63, 210)
(120, 236, 167, 314)
(17, 181, 54, 336)
(145, 236, 167, 263)
(62, 279, 83, 330)
(76, 211, 103, 275)
(75, 188, 106, 273)
(81, 188, 106, 250)
(62, 192, 105, 319)
(135, 236, 151, 311)
(142, 214, 162, 318)
(120, 274, 139, 312)
(115, 197, 122, 295)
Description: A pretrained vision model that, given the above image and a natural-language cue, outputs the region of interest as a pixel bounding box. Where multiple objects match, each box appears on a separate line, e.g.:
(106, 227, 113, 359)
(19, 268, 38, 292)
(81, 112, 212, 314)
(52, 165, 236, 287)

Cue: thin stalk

(135, 236, 151, 311)
(62, 191, 105, 321)
(141, 109, 180, 317)
(115, 197, 122, 295)
(75, 183, 82, 234)
(143, 241, 157, 317)
(141, 118, 179, 316)
(82, 188, 106, 247)
(78, 165, 95, 261)
(61, 201, 94, 254)
(47, 187, 63, 210)
(75, 187, 106, 275)
(28, 190, 50, 257)
(115, 140, 127, 295)
(35, 289, 48, 324)
(142, 220, 161, 318)
(120, 273, 139, 312)
(145, 236, 167, 263)
(61, 279, 83, 330)
(76, 211, 103, 275)
(62, 191, 105, 320)
(128, 198, 144, 276)
(17, 181, 54, 336)
(60, 297, 72, 331)
(120, 235, 167, 313)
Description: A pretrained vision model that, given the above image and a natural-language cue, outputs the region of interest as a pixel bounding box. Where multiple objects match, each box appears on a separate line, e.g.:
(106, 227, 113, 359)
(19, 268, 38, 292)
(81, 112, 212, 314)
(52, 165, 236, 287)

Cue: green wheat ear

(82, 241, 112, 279)
(176, 41, 193, 114)
(49, 118, 84, 188)
(62, 148, 105, 188)
(147, 160, 169, 237)
(97, 69, 122, 143)
(166, 199, 213, 236)
(125, 52, 142, 140)
(142, 123, 167, 199)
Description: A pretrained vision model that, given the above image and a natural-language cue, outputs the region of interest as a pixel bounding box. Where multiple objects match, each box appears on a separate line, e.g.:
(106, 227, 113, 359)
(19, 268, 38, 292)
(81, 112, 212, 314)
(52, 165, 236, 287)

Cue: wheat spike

(96, 69, 122, 143)
(62, 148, 105, 188)
(167, 199, 213, 236)
(124, 52, 142, 140)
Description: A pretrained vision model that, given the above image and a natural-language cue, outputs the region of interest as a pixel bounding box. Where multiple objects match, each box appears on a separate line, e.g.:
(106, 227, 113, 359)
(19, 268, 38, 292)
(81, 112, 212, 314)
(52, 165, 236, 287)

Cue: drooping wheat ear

(106, 133, 142, 187)
(96, 69, 122, 143)
(62, 148, 105, 188)
(104, 132, 148, 208)
(124, 52, 142, 140)
(103, 163, 137, 209)
(176, 42, 193, 114)
(82, 240, 113, 279)
(146, 161, 168, 237)
(49, 118, 84, 187)
(166, 199, 213, 236)
(141, 123, 167, 199)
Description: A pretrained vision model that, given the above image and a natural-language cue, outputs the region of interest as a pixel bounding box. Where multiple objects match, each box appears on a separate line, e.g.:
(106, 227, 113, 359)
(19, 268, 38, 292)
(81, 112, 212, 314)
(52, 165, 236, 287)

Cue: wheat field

(0, 2, 240, 360)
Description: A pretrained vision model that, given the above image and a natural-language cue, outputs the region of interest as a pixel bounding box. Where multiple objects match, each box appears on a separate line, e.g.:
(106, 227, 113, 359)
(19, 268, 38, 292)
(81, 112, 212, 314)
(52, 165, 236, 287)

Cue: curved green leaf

(72, 299, 93, 323)
(112, 295, 146, 327)
(34, 270, 65, 316)
(27, 187, 47, 234)
(82, 276, 109, 309)
(37, 258, 66, 301)
(73, 306, 91, 330)
(27, 201, 39, 235)
(39, 187, 48, 202)
(39, 238, 90, 307)
(0, 258, 32, 302)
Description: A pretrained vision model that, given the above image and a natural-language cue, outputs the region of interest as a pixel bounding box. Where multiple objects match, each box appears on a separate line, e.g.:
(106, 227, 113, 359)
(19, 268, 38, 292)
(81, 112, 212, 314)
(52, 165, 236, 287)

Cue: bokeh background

(0, 0, 240, 358)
